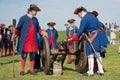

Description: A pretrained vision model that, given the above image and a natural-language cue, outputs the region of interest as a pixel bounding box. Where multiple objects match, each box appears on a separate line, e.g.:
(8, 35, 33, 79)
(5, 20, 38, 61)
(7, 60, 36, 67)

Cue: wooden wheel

(75, 38, 87, 73)
(41, 37, 51, 75)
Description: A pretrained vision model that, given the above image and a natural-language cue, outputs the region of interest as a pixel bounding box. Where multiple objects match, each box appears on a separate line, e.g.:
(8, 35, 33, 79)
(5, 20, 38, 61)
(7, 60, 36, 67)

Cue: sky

(0, 0, 120, 30)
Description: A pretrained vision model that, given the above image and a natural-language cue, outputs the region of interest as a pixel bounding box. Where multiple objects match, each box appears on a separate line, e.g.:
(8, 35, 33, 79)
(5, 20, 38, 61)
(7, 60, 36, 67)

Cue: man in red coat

(13, 4, 47, 75)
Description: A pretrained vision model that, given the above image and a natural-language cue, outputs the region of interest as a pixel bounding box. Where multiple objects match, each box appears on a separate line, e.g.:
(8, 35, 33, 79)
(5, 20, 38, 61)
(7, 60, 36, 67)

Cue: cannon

(40, 36, 87, 75)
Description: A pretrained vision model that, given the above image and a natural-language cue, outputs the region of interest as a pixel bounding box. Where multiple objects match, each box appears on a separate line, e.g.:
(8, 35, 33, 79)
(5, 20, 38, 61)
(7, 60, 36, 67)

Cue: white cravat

(82, 12, 87, 18)
(49, 26, 54, 30)
(27, 14, 33, 18)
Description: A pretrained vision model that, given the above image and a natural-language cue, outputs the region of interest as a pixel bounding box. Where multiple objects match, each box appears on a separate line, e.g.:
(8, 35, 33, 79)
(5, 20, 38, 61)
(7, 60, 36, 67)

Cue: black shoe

(20, 71, 24, 76)
(34, 69, 41, 73)
(97, 73, 104, 76)
(67, 61, 72, 64)
(29, 71, 37, 75)
(83, 73, 94, 77)
(99, 73, 104, 76)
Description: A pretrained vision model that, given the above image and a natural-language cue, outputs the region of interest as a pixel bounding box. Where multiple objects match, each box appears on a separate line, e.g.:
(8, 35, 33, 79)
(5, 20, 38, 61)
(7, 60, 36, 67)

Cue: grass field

(0, 31, 120, 80)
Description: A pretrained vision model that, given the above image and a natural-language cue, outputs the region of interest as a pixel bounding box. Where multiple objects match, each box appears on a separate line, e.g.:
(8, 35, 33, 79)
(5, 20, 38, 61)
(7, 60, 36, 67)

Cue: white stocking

(87, 54, 94, 75)
(96, 56, 104, 73)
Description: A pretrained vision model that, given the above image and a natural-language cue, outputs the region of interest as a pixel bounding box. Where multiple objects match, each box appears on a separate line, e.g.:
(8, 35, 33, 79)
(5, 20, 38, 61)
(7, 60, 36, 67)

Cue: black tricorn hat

(28, 4, 41, 11)
(47, 22, 56, 26)
(67, 19, 76, 23)
(74, 6, 87, 14)
(91, 11, 99, 17)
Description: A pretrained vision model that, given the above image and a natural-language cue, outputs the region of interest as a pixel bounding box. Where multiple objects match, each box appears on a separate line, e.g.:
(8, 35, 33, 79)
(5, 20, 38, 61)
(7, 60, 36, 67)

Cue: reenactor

(68, 6, 109, 76)
(66, 19, 78, 64)
(46, 22, 58, 49)
(13, 4, 47, 75)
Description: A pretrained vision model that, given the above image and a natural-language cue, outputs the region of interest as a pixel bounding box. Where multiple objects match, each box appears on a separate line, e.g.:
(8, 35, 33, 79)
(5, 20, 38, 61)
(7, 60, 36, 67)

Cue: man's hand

(11, 35, 17, 41)
(41, 30, 48, 38)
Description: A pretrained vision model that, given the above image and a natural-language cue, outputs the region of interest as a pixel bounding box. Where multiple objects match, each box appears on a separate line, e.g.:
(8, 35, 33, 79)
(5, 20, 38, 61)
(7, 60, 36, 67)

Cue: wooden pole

(12, 19, 16, 78)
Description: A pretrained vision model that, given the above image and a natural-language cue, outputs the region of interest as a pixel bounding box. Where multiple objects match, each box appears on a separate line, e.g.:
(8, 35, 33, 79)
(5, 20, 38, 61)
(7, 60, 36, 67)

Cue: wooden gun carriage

(40, 36, 87, 75)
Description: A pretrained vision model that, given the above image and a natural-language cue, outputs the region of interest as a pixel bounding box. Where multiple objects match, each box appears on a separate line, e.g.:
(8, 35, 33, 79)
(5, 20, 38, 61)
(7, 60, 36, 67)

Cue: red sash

(49, 31, 54, 49)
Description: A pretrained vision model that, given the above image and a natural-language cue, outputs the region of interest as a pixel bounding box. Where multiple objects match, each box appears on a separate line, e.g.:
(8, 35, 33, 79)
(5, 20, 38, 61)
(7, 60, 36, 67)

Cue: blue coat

(66, 26, 78, 37)
(77, 13, 109, 56)
(46, 28, 58, 49)
(16, 15, 41, 54)
(5, 33, 13, 49)
(66, 26, 78, 48)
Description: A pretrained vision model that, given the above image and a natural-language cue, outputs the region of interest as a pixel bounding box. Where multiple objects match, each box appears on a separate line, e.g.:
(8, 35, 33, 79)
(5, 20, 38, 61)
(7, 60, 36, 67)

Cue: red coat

(23, 22, 38, 52)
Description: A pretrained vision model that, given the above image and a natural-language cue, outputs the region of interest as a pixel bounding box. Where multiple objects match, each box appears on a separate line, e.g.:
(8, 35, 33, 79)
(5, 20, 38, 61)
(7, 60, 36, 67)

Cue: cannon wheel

(75, 38, 87, 73)
(41, 37, 51, 75)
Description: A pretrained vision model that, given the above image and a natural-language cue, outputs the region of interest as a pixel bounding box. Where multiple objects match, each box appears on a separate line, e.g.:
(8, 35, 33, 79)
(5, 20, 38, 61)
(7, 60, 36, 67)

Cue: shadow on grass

(0, 53, 19, 58)
(0, 59, 19, 65)
(63, 66, 76, 72)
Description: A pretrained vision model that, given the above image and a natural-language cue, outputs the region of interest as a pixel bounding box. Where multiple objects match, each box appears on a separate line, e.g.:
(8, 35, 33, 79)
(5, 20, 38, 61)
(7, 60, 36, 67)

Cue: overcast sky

(0, 0, 120, 30)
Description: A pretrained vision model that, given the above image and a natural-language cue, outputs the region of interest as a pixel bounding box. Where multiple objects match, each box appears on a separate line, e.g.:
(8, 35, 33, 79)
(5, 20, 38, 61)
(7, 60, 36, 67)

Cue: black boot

(20, 71, 24, 76)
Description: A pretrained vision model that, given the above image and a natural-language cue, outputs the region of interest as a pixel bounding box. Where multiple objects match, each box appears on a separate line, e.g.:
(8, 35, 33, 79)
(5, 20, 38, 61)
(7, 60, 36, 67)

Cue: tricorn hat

(28, 4, 41, 11)
(47, 22, 56, 26)
(91, 11, 99, 17)
(67, 19, 76, 23)
(74, 6, 87, 14)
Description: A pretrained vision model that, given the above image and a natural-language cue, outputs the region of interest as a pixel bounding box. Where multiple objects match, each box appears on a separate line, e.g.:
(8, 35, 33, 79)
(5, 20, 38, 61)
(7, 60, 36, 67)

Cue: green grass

(58, 31, 66, 41)
(0, 31, 120, 80)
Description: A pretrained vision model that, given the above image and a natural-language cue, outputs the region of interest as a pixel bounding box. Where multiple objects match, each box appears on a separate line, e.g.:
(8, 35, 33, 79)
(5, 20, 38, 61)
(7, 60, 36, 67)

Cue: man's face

(70, 22, 75, 25)
(31, 10, 37, 16)
(78, 12, 83, 18)
(50, 26, 54, 28)
(7, 31, 10, 34)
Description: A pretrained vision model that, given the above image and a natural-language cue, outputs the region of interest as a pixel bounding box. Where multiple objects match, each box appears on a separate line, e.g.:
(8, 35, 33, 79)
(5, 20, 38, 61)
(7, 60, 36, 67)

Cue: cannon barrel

(57, 40, 68, 51)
